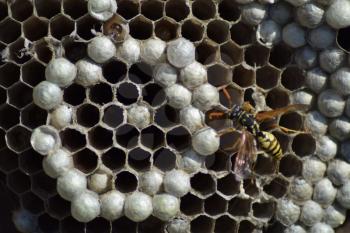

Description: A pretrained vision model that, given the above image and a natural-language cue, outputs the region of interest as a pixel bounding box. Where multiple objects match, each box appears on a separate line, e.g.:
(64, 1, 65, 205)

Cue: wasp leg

(217, 127, 236, 137)
(268, 123, 303, 134)
(242, 101, 256, 114)
(218, 85, 233, 108)
(208, 111, 226, 120)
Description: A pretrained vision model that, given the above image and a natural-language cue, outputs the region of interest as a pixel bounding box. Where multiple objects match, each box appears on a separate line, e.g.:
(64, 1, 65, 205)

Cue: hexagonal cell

(115, 170, 138, 193)
(128, 147, 151, 171)
(21, 104, 47, 129)
(31, 171, 56, 199)
(8, 82, 32, 108)
(116, 124, 139, 149)
(191, 173, 216, 197)
(204, 194, 227, 216)
(7, 170, 30, 194)
(232, 65, 255, 88)
(23, 16, 48, 42)
(0, 18, 21, 44)
(219, 85, 243, 109)
(35, 0, 61, 19)
(181, 19, 204, 42)
(220, 41, 243, 66)
(196, 40, 218, 65)
(141, 0, 163, 21)
(180, 193, 203, 215)
(142, 83, 166, 107)
(64, 84, 86, 106)
(153, 147, 176, 172)
(252, 201, 275, 219)
(22, 60, 46, 87)
(243, 179, 259, 197)
(230, 22, 254, 46)
(266, 88, 290, 109)
(129, 16, 153, 40)
(245, 44, 270, 68)
(117, 0, 140, 20)
(215, 215, 237, 233)
(280, 154, 302, 177)
(138, 216, 164, 233)
(228, 197, 251, 216)
(264, 222, 286, 233)
(0, 2, 7, 21)
(73, 148, 98, 174)
(34, 40, 53, 64)
(141, 125, 165, 150)
(207, 20, 230, 44)
(238, 220, 255, 233)
(103, 104, 124, 128)
(129, 62, 153, 85)
(88, 126, 113, 150)
(63, 0, 87, 19)
(76, 104, 100, 128)
(19, 149, 42, 175)
(60, 128, 87, 152)
(50, 14, 75, 40)
(102, 147, 126, 171)
(0, 62, 20, 88)
(0, 105, 19, 129)
(217, 173, 240, 196)
(103, 59, 127, 84)
(292, 133, 316, 157)
(86, 217, 111, 233)
(219, 0, 240, 22)
(154, 104, 179, 128)
(207, 63, 232, 87)
(6, 126, 31, 153)
(38, 213, 59, 233)
(155, 17, 179, 41)
(165, 0, 189, 21)
(11, 0, 33, 21)
(76, 15, 102, 40)
(48, 195, 71, 220)
(21, 192, 44, 214)
(60, 217, 85, 233)
(279, 112, 304, 133)
(256, 65, 280, 90)
(263, 176, 289, 198)
(253, 154, 275, 176)
(0, 148, 18, 173)
(281, 67, 305, 91)
(205, 150, 230, 172)
(269, 43, 293, 69)
(116, 82, 139, 106)
(89, 83, 113, 105)
(112, 217, 137, 233)
(63, 40, 87, 63)
(166, 126, 190, 151)
(191, 215, 214, 233)
(192, 0, 215, 20)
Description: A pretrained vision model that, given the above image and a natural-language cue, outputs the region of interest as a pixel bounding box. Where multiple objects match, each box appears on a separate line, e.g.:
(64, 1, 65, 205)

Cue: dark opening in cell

(90, 83, 113, 105)
(138, 216, 164, 233)
(142, 83, 166, 107)
(204, 194, 227, 216)
(116, 124, 139, 149)
(228, 197, 251, 216)
(220, 41, 243, 66)
(207, 63, 232, 87)
(6, 126, 31, 153)
(47, 195, 70, 220)
(141, 0, 164, 21)
(21, 104, 47, 129)
(0, 2, 7, 21)
(103, 60, 127, 84)
(230, 23, 254, 46)
(0, 105, 19, 130)
(141, 125, 165, 149)
(31, 171, 56, 199)
(19, 149, 42, 175)
(205, 151, 230, 172)
(165, 0, 190, 21)
(232, 65, 255, 88)
(292, 133, 316, 157)
(0, 18, 21, 44)
(154, 105, 179, 128)
(166, 126, 191, 151)
(77, 104, 100, 128)
(238, 220, 255, 233)
(245, 44, 270, 68)
(103, 105, 124, 128)
(269, 44, 292, 68)
(279, 112, 303, 132)
(63, 41, 87, 63)
(252, 202, 275, 219)
(129, 63, 153, 84)
(9, 38, 31, 64)
(64, 84, 86, 106)
(128, 147, 151, 171)
(256, 65, 280, 89)
(263, 177, 289, 198)
(0, 148, 18, 173)
(35, 0, 61, 19)
(22, 60, 46, 86)
(60, 128, 87, 152)
(191, 173, 216, 196)
(7, 170, 30, 194)
(11, 0, 33, 21)
(73, 148, 98, 174)
(86, 217, 111, 233)
(215, 215, 237, 233)
(34, 40, 53, 63)
(50, 15, 75, 40)
(23, 17, 48, 41)
(207, 20, 229, 44)
(253, 154, 275, 176)
(279, 154, 302, 177)
(88, 126, 114, 150)
(63, 0, 87, 19)
(129, 16, 153, 40)
(22, 192, 44, 214)
(8, 82, 32, 108)
(196, 40, 217, 65)
(117, 82, 139, 105)
(281, 67, 305, 90)
(61, 217, 85, 233)
(181, 19, 204, 42)
(155, 18, 178, 42)
(77, 15, 102, 40)
(243, 179, 259, 197)
(219, 0, 240, 21)
(0, 63, 20, 88)
(219, 86, 243, 109)
(217, 173, 240, 196)
(102, 147, 126, 171)
(192, 0, 216, 20)
(191, 215, 214, 233)
(266, 88, 290, 109)
(180, 193, 203, 215)
(337, 26, 350, 52)
(117, 0, 139, 20)
(115, 171, 138, 193)
(112, 217, 137, 233)
(153, 147, 176, 171)
(38, 214, 59, 233)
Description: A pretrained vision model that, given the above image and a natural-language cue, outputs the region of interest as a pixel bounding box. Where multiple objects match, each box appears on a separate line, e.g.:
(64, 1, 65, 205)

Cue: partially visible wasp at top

(208, 86, 308, 181)
(103, 14, 130, 43)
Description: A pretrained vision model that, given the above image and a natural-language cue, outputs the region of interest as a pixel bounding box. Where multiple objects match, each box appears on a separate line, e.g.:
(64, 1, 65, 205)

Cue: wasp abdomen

(257, 131, 283, 160)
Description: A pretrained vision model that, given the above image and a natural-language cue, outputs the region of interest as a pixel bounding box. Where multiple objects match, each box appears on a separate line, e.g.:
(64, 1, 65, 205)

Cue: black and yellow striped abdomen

(256, 131, 283, 160)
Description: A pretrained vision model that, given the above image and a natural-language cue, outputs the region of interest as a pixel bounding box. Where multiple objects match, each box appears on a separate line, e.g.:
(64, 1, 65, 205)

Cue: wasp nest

(1, 0, 350, 232)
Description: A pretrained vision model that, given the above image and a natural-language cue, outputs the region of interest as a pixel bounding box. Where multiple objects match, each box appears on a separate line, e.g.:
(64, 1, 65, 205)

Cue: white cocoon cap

(33, 81, 63, 110)
(326, 0, 350, 29)
(179, 106, 205, 133)
(45, 58, 77, 87)
(153, 63, 178, 87)
(88, 173, 110, 193)
(50, 105, 73, 129)
(165, 84, 192, 109)
(88, 36, 116, 63)
(124, 192, 153, 222)
(275, 198, 300, 226)
(192, 127, 219, 156)
(180, 62, 207, 89)
(167, 38, 195, 68)
(30, 125, 61, 155)
(127, 104, 151, 129)
(100, 190, 125, 220)
(71, 190, 101, 222)
(139, 170, 163, 196)
(75, 59, 103, 87)
(164, 170, 191, 197)
(192, 84, 219, 111)
(43, 149, 73, 178)
(57, 169, 87, 201)
(141, 38, 166, 65)
(282, 23, 306, 48)
(152, 194, 180, 221)
(88, 0, 117, 21)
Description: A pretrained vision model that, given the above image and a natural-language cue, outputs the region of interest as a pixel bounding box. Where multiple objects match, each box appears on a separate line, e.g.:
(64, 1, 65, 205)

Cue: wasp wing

(255, 104, 308, 123)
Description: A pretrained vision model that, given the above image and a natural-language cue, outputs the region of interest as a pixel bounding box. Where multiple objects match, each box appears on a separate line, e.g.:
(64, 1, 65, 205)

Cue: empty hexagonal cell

(76, 104, 100, 128)
(7, 126, 31, 153)
(138, 216, 164, 233)
(102, 147, 126, 171)
(252, 201, 275, 219)
(207, 20, 230, 44)
(72, 148, 99, 174)
(60, 128, 87, 152)
(48, 195, 70, 220)
(129, 63, 153, 85)
(22, 60, 46, 87)
(228, 197, 251, 216)
(180, 193, 203, 215)
(115, 171, 138, 193)
(256, 65, 280, 90)
(117, 82, 139, 106)
(21, 192, 44, 214)
(21, 104, 47, 129)
(292, 133, 316, 157)
(86, 218, 111, 233)
(205, 151, 230, 172)
(266, 88, 290, 109)
(264, 222, 286, 233)
(117, 0, 139, 20)
(19, 149, 42, 174)
(35, 0, 61, 19)
(207, 63, 232, 87)
(165, 0, 189, 21)
(217, 173, 240, 196)
(141, 125, 164, 150)
(253, 154, 275, 176)
(7, 170, 30, 194)
(219, 85, 243, 109)
(0, 18, 21, 44)
(181, 19, 204, 42)
(34, 40, 53, 64)
(245, 44, 270, 68)
(232, 65, 255, 88)
(166, 126, 190, 151)
(103, 105, 124, 128)
(0, 105, 19, 129)
(63, 0, 87, 19)
(238, 220, 255, 233)
(153, 147, 176, 172)
(281, 67, 305, 91)
(116, 124, 139, 149)
(142, 83, 166, 107)
(263, 177, 289, 198)
(112, 217, 137, 233)
(279, 112, 304, 132)
(38, 214, 59, 233)
(192, 0, 215, 20)
(219, 0, 240, 22)
(8, 82, 32, 108)
(191, 173, 216, 197)
(63, 40, 87, 63)
(243, 179, 259, 197)
(154, 104, 179, 128)
(89, 83, 113, 105)
(0, 2, 7, 21)
(103, 59, 127, 84)
(0, 148, 18, 173)
(196, 40, 218, 65)
(155, 18, 179, 41)
(128, 147, 151, 171)
(269, 44, 293, 69)
(215, 215, 237, 233)
(50, 14, 75, 40)
(60, 217, 85, 233)
(191, 215, 214, 233)
(204, 194, 227, 216)
(141, 0, 163, 21)
(23, 16, 48, 41)
(31, 171, 56, 199)
(0, 62, 20, 88)
(88, 126, 113, 150)
(129, 16, 153, 40)
(64, 84, 86, 106)
(220, 41, 243, 66)
(230, 22, 254, 46)
(77, 15, 102, 40)
(280, 154, 302, 177)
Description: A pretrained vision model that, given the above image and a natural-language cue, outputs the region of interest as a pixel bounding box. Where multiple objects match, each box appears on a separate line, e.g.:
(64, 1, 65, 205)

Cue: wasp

(209, 87, 307, 180)
(103, 14, 129, 43)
